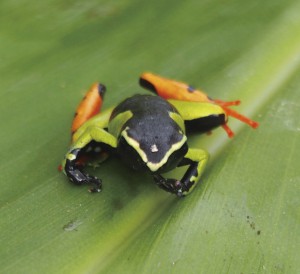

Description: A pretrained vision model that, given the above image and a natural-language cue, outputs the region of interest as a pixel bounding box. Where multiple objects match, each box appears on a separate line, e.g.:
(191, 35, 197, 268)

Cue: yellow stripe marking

(122, 128, 187, 172)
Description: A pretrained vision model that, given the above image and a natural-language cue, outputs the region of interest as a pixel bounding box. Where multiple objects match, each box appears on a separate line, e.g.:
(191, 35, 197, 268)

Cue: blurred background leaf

(0, 0, 299, 273)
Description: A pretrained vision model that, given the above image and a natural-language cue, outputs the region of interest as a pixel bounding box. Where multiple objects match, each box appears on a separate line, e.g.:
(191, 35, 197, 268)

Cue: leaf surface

(0, 1, 299, 273)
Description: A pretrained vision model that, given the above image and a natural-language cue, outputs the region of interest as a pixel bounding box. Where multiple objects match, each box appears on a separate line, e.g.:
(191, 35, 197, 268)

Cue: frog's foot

(153, 174, 185, 197)
(86, 174, 102, 193)
(65, 161, 102, 193)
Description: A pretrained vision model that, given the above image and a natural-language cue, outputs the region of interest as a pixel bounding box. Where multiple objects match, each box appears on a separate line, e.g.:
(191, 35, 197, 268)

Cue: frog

(60, 72, 258, 197)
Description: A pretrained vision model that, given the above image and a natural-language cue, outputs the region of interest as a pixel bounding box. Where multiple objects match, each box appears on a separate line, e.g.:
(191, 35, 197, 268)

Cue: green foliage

(0, 0, 299, 273)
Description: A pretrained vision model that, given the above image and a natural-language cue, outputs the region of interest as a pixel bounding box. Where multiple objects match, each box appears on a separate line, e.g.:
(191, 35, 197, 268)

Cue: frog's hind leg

(139, 72, 259, 138)
(58, 82, 106, 172)
(71, 83, 106, 135)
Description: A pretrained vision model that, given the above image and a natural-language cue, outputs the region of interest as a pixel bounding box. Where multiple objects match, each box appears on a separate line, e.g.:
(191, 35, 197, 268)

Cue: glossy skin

(111, 95, 187, 173)
(61, 73, 258, 197)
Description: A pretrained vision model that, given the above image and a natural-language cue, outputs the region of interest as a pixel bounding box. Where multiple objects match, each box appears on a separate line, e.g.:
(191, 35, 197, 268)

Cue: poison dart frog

(60, 73, 259, 197)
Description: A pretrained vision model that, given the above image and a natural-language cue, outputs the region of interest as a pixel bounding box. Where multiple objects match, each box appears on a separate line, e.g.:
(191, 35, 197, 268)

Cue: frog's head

(117, 125, 188, 173)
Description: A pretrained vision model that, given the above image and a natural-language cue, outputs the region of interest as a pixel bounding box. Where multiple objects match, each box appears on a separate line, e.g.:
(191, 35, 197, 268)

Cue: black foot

(86, 174, 102, 193)
(65, 160, 102, 193)
(153, 174, 186, 197)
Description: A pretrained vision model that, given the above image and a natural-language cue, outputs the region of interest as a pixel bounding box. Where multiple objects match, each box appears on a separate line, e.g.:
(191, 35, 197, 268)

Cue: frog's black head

(117, 125, 188, 174)
(112, 94, 188, 173)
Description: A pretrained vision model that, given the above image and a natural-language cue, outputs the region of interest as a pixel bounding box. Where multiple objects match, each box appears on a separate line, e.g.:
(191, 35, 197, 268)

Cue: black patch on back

(187, 85, 196, 92)
(139, 78, 157, 94)
(110, 95, 179, 122)
(98, 84, 106, 97)
(185, 114, 226, 133)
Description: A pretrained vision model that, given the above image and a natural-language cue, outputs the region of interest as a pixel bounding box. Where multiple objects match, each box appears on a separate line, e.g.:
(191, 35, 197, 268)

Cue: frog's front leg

(62, 127, 117, 192)
(153, 148, 209, 197)
(64, 147, 102, 192)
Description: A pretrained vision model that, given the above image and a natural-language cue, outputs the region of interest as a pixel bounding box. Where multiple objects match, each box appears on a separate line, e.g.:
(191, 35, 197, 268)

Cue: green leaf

(1, 1, 299, 273)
